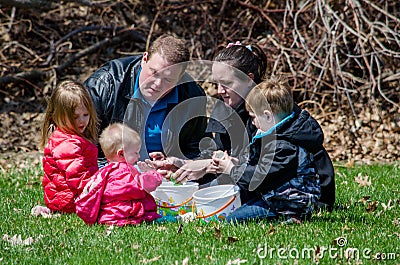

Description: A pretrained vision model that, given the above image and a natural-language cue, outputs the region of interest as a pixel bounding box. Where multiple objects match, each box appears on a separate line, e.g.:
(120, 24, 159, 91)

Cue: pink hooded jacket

(42, 128, 98, 213)
(75, 162, 162, 226)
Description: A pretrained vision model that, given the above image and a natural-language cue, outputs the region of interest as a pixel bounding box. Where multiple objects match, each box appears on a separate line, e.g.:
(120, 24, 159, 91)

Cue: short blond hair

(99, 123, 141, 159)
(245, 76, 293, 118)
(148, 34, 189, 66)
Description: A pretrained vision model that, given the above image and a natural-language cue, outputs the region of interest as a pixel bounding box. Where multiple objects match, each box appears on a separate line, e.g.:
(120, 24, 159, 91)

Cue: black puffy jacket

(208, 101, 335, 209)
(84, 55, 208, 160)
(234, 105, 335, 209)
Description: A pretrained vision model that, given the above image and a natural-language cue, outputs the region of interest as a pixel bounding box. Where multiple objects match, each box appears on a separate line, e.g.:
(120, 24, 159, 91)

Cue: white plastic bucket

(193, 184, 241, 222)
(151, 181, 199, 217)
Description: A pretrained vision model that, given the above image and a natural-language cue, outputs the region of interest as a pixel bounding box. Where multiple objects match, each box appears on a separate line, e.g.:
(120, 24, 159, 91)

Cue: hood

(276, 107, 324, 153)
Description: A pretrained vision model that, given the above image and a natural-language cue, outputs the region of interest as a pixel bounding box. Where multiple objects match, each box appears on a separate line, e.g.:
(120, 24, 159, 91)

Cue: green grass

(0, 161, 399, 264)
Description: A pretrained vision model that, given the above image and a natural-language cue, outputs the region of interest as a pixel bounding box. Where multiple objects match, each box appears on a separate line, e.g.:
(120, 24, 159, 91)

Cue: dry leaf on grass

(31, 205, 61, 218)
(177, 224, 183, 234)
(268, 223, 275, 236)
(2, 234, 43, 246)
(314, 246, 321, 263)
(196, 227, 206, 235)
(344, 159, 355, 168)
(359, 196, 371, 204)
(131, 243, 139, 250)
(173, 257, 189, 265)
(142, 255, 161, 264)
(226, 258, 247, 265)
(341, 225, 354, 233)
(366, 201, 378, 213)
(214, 226, 222, 241)
(155, 226, 167, 232)
(205, 255, 214, 261)
(381, 199, 395, 211)
(226, 236, 239, 243)
(105, 225, 114, 237)
(354, 173, 371, 187)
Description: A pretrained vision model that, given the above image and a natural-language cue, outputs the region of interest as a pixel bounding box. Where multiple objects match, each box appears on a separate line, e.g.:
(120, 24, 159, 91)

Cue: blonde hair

(40, 80, 98, 148)
(148, 34, 189, 67)
(245, 76, 293, 118)
(99, 123, 141, 159)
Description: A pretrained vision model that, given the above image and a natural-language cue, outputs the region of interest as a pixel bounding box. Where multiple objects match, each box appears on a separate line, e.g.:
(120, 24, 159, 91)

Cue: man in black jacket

(84, 35, 207, 165)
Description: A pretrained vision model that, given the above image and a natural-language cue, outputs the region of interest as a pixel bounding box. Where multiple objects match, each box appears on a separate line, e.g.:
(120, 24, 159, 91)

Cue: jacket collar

(116, 55, 142, 101)
(250, 111, 295, 144)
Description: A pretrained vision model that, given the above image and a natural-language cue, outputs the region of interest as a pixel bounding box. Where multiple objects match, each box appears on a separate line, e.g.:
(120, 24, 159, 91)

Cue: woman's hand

(173, 159, 213, 184)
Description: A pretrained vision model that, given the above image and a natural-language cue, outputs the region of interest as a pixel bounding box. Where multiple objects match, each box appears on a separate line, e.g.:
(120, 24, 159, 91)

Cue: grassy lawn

(0, 160, 399, 264)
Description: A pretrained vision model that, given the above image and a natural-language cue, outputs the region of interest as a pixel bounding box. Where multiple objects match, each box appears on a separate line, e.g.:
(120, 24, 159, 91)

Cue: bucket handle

(156, 196, 193, 209)
(194, 195, 236, 219)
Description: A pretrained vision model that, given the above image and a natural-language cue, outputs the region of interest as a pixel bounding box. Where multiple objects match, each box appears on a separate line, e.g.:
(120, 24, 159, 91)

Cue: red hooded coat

(42, 128, 98, 213)
(75, 162, 162, 226)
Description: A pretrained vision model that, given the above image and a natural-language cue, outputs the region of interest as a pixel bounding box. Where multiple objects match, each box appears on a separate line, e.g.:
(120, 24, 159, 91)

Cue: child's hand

(139, 171, 163, 193)
(145, 156, 184, 171)
(211, 151, 236, 175)
(144, 156, 184, 180)
(137, 161, 155, 172)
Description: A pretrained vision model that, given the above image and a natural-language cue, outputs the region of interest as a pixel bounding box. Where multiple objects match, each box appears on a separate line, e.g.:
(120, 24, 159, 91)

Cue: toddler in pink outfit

(76, 123, 162, 226)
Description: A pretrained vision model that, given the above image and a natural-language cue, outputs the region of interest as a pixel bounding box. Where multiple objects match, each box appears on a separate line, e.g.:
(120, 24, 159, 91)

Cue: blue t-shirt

(133, 69, 178, 159)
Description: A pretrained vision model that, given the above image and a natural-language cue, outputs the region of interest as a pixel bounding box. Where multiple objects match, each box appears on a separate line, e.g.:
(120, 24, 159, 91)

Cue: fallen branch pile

(0, 0, 399, 163)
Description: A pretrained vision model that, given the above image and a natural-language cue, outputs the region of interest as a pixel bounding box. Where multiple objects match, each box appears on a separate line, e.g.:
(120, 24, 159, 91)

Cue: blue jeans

(226, 197, 277, 223)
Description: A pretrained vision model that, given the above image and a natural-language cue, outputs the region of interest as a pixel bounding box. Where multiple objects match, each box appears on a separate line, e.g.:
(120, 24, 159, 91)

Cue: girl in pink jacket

(76, 123, 163, 226)
(40, 80, 98, 213)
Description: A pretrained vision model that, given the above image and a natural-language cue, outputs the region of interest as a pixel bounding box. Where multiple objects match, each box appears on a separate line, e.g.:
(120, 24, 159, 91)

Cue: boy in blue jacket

(212, 76, 321, 223)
